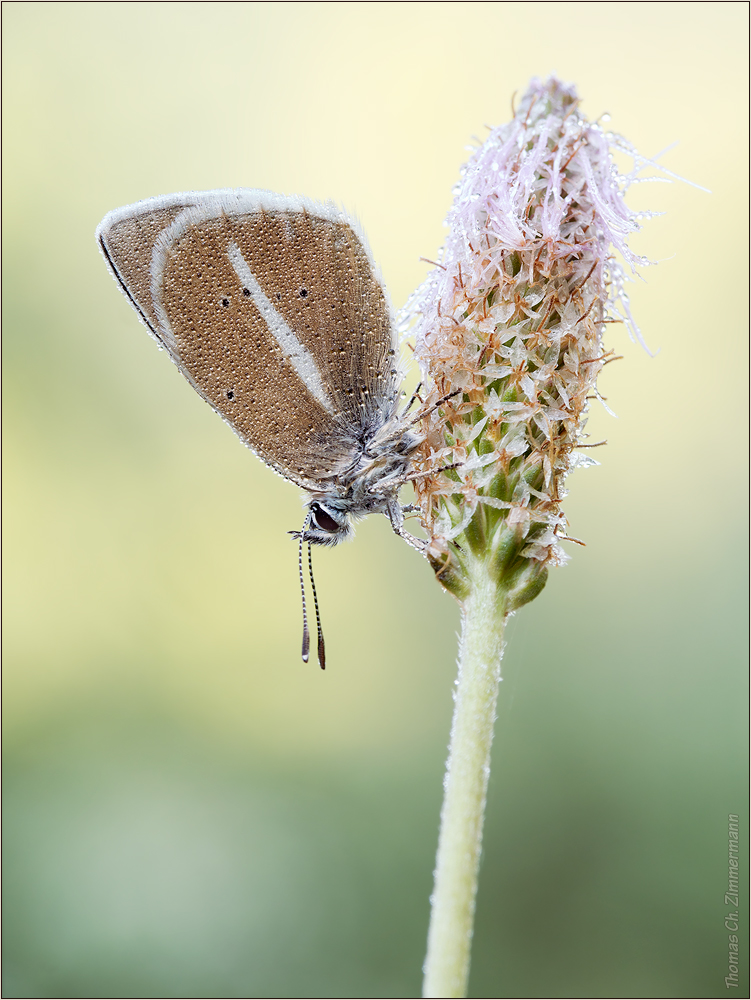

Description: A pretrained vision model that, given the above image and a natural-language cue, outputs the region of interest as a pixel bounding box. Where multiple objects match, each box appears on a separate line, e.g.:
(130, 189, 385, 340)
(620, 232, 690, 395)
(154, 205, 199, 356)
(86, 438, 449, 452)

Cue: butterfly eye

(311, 504, 338, 533)
(221, 298, 229, 307)
(226, 390, 235, 400)
(299, 287, 309, 299)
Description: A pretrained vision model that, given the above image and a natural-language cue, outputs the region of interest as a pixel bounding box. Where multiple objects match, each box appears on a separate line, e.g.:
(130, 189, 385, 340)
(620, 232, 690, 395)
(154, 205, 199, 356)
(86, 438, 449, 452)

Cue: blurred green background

(3, 3, 748, 998)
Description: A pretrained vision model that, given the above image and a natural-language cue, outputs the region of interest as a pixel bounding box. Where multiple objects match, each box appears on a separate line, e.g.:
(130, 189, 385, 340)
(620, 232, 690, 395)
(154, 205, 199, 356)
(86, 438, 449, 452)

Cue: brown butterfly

(97, 189, 435, 667)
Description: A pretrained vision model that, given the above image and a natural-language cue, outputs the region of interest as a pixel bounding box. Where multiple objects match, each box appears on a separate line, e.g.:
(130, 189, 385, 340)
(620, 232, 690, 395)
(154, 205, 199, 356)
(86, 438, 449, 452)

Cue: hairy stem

(423, 557, 508, 998)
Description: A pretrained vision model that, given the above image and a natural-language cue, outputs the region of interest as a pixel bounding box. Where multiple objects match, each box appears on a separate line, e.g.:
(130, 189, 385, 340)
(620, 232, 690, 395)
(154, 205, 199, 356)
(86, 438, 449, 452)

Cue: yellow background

(4, 2, 747, 997)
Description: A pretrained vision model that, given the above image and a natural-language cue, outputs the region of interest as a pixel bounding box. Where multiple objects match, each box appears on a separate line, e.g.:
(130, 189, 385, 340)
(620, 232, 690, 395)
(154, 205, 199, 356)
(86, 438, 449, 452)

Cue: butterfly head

(289, 499, 355, 547)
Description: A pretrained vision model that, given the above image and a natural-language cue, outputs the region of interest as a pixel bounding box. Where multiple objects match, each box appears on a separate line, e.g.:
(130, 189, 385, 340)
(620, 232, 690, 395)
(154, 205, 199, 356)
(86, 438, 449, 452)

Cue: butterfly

(97, 189, 436, 667)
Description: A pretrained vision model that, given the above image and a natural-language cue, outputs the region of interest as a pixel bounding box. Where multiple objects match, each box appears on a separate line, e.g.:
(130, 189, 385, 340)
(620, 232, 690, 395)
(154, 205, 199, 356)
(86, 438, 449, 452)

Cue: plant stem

(423, 556, 508, 999)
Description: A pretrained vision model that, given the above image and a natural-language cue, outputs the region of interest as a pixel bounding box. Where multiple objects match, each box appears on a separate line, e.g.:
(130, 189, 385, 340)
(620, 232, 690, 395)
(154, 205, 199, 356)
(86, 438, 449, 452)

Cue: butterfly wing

(97, 189, 400, 490)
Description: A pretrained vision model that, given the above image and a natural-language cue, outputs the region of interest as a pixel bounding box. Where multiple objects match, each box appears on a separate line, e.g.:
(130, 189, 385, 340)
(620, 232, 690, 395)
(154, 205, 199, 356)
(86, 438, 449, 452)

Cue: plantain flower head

(405, 76, 653, 605)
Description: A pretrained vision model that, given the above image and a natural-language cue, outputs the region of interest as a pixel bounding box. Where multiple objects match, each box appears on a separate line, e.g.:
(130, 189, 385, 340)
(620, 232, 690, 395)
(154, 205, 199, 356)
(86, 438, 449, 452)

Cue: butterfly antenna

(307, 541, 326, 670)
(298, 514, 311, 663)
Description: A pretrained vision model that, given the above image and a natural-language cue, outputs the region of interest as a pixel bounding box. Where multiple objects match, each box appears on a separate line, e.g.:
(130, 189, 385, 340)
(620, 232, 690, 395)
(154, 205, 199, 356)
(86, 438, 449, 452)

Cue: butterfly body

(96, 189, 423, 549)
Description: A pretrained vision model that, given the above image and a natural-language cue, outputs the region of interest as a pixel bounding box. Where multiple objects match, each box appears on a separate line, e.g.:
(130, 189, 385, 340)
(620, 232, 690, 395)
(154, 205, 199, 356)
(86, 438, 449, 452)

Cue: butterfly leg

(385, 498, 427, 553)
(399, 382, 423, 417)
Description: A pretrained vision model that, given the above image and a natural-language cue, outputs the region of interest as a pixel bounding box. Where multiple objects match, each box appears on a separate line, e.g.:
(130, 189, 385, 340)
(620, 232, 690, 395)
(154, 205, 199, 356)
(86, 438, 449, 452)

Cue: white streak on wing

(227, 242, 335, 416)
